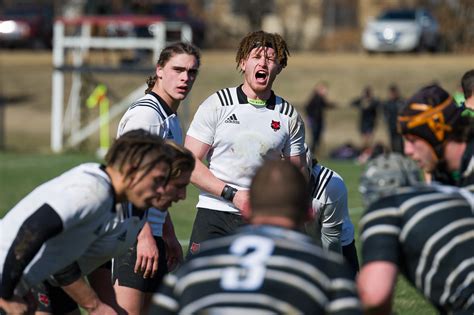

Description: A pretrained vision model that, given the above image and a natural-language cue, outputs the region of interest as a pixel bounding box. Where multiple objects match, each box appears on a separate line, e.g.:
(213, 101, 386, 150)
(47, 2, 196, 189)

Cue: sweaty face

(126, 161, 170, 210)
(154, 170, 192, 210)
(403, 135, 438, 172)
(240, 47, 281, 98)
(156, 53, 199, 105)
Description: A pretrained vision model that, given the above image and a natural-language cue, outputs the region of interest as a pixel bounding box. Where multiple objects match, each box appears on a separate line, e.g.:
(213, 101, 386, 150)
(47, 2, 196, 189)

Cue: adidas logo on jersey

(224, 114, 240, 124)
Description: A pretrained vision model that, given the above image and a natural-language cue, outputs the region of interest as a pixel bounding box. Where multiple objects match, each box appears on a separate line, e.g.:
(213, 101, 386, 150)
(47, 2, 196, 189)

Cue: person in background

(382, 83, 405, 154)
(150, 160, 362, 315)
(460, 69, 474, 116)
(357, 152, 474, 315)
(351, 86, 380, 158)
(304, 81, 335, 154)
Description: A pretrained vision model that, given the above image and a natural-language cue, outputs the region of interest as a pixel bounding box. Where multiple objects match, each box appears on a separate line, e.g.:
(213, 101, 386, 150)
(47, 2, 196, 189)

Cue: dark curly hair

(235, 30, 290, 73)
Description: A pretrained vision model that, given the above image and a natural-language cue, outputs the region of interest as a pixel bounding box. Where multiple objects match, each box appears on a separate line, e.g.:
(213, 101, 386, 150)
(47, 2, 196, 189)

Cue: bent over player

(357, 153, 474, 314)
(150, 160, 362, 314)
(0, 130, 173, 314)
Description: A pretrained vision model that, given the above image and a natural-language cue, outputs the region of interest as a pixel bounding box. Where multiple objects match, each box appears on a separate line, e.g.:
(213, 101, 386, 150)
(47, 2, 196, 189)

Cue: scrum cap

(359, 153, 422, 207)
(397, 84, 463, 158)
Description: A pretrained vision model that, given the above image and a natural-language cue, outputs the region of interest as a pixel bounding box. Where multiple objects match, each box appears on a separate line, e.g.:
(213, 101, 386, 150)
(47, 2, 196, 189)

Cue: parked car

(0, 5, 53, 49)
(362, 8, 440, 53)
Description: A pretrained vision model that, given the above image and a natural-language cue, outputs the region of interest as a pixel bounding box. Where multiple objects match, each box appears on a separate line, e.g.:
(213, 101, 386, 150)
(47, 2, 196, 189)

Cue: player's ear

(239, 59, 246, 72)
(156, 65, 164, 79)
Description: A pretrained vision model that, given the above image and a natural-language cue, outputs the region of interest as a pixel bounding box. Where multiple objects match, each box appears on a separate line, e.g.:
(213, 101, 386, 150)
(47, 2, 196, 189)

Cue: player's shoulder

(311, 164, 347, 199)
(199, 86, 239, 108)
(274, 95, 299, 118)
(127, 93, 169, 119)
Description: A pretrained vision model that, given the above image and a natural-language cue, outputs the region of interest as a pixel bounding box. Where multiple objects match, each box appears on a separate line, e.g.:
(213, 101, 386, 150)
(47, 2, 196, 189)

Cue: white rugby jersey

(118, 91, 182, 236)
(187, 85, 306, 213)
(0, 163, 139, 292)
(310, 164, 355, 247)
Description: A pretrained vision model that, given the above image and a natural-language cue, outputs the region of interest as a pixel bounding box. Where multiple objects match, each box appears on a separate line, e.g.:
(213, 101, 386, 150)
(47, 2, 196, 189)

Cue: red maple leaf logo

(190, 242, 201, 255)
(271, 120, 281, 131)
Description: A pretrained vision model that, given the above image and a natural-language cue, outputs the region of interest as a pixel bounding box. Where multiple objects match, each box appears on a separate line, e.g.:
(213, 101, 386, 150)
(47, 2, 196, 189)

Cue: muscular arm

(184, 135, 249, 212)
(0, 204, 63, 299)
(162, 212, 183, 272)
(286, 154, 308, 181)
(357, 261, 398, 315)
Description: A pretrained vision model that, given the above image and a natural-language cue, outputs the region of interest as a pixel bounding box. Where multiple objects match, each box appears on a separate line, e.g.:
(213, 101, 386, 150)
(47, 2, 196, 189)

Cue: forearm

(138, 221, 154, 242)
(191, 158, 226, 197)
(162, 212, 176, 240)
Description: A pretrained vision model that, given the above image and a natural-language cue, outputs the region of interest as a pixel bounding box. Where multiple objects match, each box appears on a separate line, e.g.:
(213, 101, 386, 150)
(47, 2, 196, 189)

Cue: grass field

(0, 152, 436, 314)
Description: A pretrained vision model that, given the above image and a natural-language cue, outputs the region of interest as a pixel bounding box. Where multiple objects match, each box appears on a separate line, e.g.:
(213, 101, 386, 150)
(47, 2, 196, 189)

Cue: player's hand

(135, 231, 159, 279)
(164, 234, 183, 272)
(85, 301, 117, 315)
(233, 190, 251, 219)
(0, 296, 31, 314)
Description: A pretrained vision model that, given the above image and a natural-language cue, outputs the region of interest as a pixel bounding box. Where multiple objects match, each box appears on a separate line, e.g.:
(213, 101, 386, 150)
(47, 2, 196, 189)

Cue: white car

(362, 8, 440, 53)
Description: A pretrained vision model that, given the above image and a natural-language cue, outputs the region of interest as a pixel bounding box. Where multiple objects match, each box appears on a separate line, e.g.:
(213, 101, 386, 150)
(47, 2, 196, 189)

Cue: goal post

(51, 15, 192, 153)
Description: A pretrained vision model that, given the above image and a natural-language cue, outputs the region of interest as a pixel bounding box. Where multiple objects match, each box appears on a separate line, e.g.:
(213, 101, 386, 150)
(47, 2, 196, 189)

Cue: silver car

(362, 8, 440, 53)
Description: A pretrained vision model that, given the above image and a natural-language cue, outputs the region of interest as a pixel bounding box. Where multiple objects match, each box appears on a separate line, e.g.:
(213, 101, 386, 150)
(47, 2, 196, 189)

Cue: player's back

(360, 184, 474, 313)
(152, 225, 361, 314)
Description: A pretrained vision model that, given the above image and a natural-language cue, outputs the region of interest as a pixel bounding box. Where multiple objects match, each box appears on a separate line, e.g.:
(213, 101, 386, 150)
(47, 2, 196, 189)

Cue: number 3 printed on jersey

(221, 236, 274, 291)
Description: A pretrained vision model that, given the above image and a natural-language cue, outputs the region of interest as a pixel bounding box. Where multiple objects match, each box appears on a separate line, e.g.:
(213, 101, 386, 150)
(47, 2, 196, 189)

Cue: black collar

(236, 85, 277, 109)
(148, 91, 175, 116)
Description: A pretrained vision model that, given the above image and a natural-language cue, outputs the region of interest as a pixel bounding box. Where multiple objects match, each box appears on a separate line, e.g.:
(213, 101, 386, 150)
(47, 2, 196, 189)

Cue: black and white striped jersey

(187, 85, 306, 213)
(117, 91, 181, 236)
(309, 164, 355, 248)
(151, 225, 362, 315)
(360, 184, 474, 313)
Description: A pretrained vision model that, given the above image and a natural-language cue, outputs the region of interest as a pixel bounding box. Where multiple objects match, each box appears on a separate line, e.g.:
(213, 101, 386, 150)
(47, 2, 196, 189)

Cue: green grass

(0, 152, 435, 313)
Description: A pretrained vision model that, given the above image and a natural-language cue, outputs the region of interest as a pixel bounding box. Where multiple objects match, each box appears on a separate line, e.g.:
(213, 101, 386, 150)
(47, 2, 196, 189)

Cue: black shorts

(186, 207, 247, 258)
(30, 281, 78, 314)
(342, 240, 360, 278)
(112, 236, 168, 293)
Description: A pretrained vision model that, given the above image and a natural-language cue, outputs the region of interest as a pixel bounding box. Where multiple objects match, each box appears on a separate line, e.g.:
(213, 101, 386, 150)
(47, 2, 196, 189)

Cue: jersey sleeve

(283, 110, 306, 157)
(187, 94, 221, 145)
(47, 184, 110, 230)
(186, 94, 220, 145)
(359, 196, 402, 265)
(118, 107, 165, 137)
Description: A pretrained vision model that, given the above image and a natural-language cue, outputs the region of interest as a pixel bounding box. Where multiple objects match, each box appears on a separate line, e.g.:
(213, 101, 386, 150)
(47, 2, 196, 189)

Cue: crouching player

(0, 130, 179, 314)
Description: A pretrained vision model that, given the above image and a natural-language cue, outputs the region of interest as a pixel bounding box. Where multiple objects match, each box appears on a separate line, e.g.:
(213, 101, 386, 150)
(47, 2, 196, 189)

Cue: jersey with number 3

(151, 225, 362, 314)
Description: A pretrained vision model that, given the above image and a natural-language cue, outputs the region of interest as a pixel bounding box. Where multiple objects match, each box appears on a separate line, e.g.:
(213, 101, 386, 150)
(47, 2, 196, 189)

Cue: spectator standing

(351, 86, 380, 154)
(304, 81, 335, 154)
(382, 83, 405, 154)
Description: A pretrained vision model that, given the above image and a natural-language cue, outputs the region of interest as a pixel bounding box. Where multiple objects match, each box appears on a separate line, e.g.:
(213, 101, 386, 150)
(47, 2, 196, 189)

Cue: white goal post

(51, 15, 192, 153)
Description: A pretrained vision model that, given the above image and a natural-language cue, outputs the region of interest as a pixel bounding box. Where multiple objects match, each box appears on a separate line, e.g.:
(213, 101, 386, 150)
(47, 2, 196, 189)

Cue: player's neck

(251, 216, 296, 229)
(443, 141, 467, 172)
(152, 86, 180, 113)
(241, 82, 271, 101)
(104, 166, 126, 202)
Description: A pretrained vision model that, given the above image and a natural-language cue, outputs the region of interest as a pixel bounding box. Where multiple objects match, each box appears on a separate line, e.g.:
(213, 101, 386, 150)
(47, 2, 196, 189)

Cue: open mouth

(255, 70, 268, 82)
